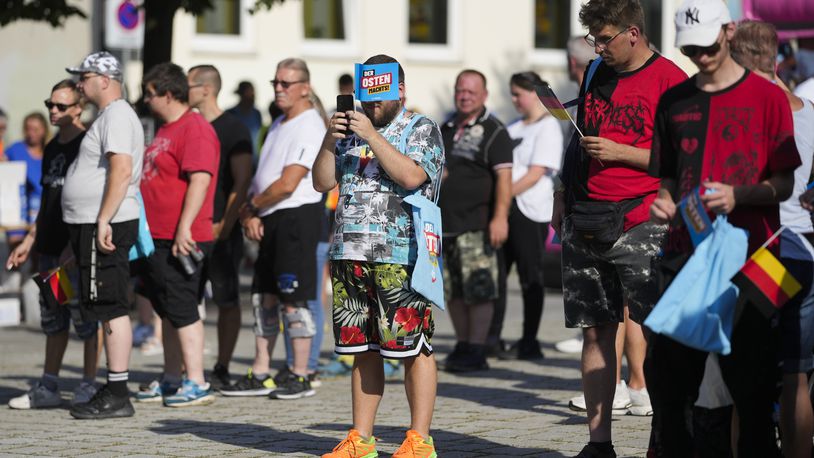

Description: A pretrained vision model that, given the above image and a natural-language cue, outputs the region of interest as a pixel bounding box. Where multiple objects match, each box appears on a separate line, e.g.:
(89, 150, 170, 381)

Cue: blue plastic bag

(128, 192, 155, 261)
(404, 194, 444, 310)
(644, 217, 747, 355)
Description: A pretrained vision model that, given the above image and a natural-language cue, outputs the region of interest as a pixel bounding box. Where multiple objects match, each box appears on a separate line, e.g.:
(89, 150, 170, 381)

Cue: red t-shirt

(141, 110, 220, 242)
(575, 53, 688, 230)
(651, 70, 801, 255)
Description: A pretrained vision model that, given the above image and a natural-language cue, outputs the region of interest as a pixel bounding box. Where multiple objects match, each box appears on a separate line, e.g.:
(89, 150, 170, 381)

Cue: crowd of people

(2, 0, 814, 456)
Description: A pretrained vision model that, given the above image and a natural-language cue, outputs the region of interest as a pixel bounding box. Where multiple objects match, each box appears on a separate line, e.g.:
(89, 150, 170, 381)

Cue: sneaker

(444, 346, 489, 373)
(71, 381, 98, 406)
(555, 335, 584, 354)
(322, 429, 378, 458)
(163, 379, 215, 407)
(219, 369, 276, 397)
(273, 366, 293, 386)
(568, 381, 632, 415)
(132, 324, 154, 347)
(321, 356, 354, 377)
(627, 386, 653, 416)
(392, 430, 437, 458)
(135, 379, 180, 403)
(383, 360, 403, 379)
(70, 384, 135, 419)
(574, 443, 616, 458)
(8, 382, 62, 409)
(498, 338, 544, 361)
(308, 372, 322, 388)
(208, 363, 231, 391)
(269, 374, 315, 400)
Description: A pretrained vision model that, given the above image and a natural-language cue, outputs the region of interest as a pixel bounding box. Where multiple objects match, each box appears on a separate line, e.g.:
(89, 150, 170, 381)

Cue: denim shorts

(39, 255, 97, 340)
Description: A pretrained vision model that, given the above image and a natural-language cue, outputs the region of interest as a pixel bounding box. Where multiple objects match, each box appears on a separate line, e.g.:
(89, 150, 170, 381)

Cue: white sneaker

(568, 381, 632, 415)
(8, 382, 62, 409)
(71, 381, 98, 406)
(627, 386, 653, 416)
(555, 336, 584, 354)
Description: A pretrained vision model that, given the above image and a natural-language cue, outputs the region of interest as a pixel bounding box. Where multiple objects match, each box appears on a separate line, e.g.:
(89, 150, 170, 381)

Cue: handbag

(644, 216, 748, 355)
(128, 191, 155, 261)
(569, 197, 642, 244)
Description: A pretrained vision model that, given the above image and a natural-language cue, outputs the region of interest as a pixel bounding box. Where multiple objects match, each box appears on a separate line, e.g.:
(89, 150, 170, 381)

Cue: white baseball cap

(674, 0, 732, 48)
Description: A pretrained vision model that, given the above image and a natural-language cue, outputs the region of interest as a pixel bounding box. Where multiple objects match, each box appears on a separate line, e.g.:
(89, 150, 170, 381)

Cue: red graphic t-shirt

(650, 70, 801, 255)
(575, 53, 688, 230)
(141, 110, 220, 242)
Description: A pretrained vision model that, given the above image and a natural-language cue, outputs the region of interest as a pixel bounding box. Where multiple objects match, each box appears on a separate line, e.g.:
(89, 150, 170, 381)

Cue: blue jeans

(285, 241, 328, 371)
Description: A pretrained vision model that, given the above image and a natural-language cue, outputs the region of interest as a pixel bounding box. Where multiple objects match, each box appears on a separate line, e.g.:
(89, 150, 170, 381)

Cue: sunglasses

(44, 100, 79, 111)
(680, 41, 722, 58)
(270, 79, 305, 90)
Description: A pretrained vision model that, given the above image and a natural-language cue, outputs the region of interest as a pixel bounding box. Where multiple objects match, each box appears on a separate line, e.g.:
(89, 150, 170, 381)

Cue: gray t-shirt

(62, 99, 144, 224)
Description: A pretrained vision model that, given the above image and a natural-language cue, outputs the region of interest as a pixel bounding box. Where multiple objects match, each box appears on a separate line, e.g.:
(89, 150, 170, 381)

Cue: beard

(362, 100, 402, 127)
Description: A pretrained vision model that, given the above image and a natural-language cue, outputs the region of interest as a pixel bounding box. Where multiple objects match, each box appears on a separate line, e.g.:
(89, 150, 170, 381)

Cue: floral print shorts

(331, 260, 434, 359)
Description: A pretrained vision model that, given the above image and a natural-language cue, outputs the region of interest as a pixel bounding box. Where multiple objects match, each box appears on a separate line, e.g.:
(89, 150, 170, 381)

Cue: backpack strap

(563, 56, 604, 108)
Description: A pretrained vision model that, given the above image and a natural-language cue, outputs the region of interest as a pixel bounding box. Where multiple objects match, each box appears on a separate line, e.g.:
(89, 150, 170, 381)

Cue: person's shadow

(150, 420, 565, 457)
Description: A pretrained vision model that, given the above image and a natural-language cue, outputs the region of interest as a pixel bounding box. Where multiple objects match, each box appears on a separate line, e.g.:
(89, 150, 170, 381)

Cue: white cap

(674, 0, 732, 48)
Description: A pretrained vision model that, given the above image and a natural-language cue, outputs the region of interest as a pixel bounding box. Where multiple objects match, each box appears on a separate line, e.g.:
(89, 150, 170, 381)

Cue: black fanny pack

(569, 197, 644, 244)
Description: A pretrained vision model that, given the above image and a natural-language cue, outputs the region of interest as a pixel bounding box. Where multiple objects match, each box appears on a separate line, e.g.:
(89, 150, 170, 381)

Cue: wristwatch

(245, 196, 260, 216)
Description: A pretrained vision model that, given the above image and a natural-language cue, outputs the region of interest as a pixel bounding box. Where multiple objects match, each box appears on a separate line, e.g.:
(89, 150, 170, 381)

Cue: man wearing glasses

(648, 1, 800, 455)
(232, 58, 326, 400)
(551, 1, 686, 456)
(62, 51, 144, 419)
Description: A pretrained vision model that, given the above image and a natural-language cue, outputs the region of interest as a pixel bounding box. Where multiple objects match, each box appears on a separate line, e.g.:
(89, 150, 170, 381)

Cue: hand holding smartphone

(337, 94, 354, 113)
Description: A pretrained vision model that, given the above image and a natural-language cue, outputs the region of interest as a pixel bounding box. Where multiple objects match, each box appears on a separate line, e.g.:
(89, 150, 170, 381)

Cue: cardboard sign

(679, 186, 714, 248)
(354, 63, 400, 102)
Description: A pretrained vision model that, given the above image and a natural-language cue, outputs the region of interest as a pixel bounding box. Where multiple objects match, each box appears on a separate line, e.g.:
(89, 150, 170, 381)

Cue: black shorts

(204, 226, 243, 308)
(252, 203, 321, 304)
(68, 220, 138, 322)
(141, 239, 212, 329)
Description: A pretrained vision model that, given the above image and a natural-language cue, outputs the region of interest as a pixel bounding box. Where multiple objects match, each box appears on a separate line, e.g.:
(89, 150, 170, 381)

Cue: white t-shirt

(507, 115, 563, 222)
(62, 99, 144, 224)
(780, 99, 814, 234)
(251, 108, 326, 217)
(795, 78, 814, 104)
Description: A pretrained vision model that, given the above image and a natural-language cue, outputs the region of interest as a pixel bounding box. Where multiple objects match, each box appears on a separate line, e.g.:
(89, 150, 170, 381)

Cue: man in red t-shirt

(552, 1, 687, 456)
(139, 63, 220, 407)
(648, 1, 800, 456)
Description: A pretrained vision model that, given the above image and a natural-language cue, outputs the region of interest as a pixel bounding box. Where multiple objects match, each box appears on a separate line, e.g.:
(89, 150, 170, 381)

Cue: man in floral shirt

(313, 54, 444, 458)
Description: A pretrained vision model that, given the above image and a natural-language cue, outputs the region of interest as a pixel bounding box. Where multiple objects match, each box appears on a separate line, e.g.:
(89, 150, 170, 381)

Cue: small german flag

(534, 84, 573, 122)
(731, 236, 802, 316)
(32, 267, 75, 311)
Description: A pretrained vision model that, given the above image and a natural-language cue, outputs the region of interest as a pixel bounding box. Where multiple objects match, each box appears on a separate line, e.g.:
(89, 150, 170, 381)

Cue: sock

(107, 371, 129, 397)
(163, 373, 183, 386)
(41, 373, 59, 392)
(588, 441, 614, 453)
(254, 372, 270, 380)
(214, 362, 228, 373)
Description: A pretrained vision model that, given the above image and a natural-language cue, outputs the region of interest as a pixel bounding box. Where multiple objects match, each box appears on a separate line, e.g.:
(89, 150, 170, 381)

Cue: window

(409, 0, 448, 45)
(534, 0, 569, 49)
(641, 0, 663, 52)
(196, 0, 241, 35)
(303, 0, 346, 40)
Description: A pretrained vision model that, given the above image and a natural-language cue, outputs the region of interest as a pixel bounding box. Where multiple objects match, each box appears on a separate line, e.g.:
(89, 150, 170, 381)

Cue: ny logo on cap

(685, 7, 700, 25)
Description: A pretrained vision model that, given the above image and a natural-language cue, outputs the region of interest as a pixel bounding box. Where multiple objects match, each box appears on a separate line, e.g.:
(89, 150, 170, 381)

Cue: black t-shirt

(438, 108, 514, 235)
(210, 112, 253, 222)
(36, 133, 84, 256)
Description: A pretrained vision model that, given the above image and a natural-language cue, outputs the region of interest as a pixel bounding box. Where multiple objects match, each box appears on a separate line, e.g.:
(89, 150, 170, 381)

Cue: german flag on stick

(32, 267, 75, 312)
(731, 227, 802, 317)
(535, 84, 584, 138)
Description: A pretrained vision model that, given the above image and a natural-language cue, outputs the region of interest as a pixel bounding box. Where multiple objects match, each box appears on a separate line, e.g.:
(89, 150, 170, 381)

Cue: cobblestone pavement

(0, 276, 651, 457)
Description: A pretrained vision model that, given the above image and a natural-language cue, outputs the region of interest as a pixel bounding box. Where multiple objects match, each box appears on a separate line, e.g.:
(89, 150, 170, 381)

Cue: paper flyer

(354, 63, 400, 102)
(679, 186, 714, 247)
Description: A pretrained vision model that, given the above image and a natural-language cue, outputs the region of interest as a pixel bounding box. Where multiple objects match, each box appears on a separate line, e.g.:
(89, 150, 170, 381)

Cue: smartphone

(337, 94, 354, 114)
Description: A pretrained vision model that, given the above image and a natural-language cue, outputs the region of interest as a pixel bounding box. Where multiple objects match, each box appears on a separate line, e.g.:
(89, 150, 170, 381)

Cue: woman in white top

(496, 71, 563, 359)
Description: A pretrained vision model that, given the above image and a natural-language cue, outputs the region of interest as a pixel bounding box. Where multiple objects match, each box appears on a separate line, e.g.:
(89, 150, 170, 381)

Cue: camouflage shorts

(442, 230, 499, 304)
(562, 218, 666, 328)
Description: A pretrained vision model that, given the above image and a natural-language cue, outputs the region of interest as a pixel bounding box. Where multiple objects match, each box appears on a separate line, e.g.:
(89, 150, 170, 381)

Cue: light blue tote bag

(404, 194, 444, 310)
(644, 217, 747, 355)
(128, 192, 155, 261)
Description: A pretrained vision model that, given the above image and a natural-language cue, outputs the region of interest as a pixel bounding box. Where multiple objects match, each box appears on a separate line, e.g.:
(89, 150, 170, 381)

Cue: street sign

(105, 0, 144, 50)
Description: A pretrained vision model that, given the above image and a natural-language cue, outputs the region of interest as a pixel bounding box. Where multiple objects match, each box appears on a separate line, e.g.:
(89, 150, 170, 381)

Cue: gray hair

(276, 57, 327, 126)
(567, 36, 596, 67)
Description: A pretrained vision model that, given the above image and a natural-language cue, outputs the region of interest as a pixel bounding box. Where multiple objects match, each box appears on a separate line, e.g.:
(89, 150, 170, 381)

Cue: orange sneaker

(322, 429, 378, 458)
(392, 430, 437, 458)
